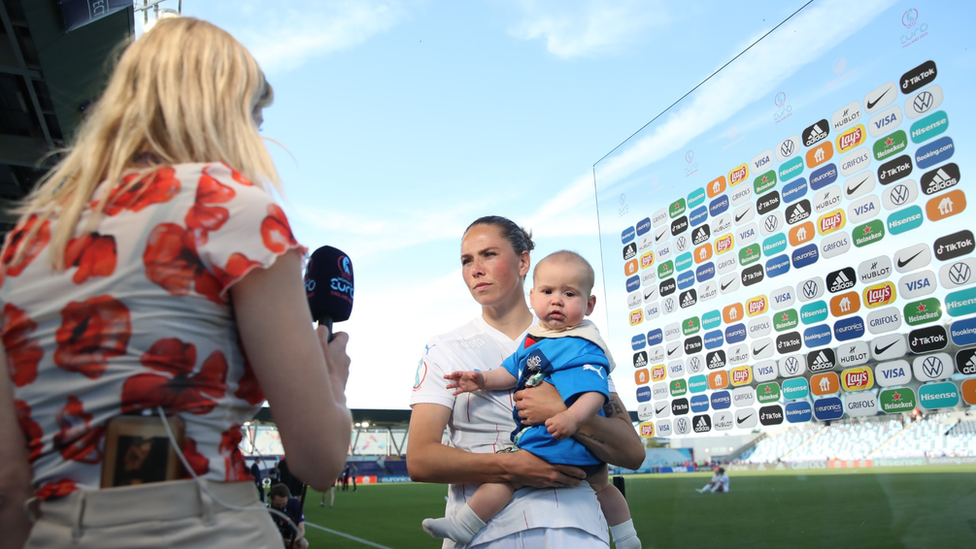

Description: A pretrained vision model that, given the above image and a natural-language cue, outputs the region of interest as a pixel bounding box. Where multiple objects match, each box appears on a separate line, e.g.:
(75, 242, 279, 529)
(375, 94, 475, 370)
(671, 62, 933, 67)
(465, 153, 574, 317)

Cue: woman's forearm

(574, 393, 645, 469)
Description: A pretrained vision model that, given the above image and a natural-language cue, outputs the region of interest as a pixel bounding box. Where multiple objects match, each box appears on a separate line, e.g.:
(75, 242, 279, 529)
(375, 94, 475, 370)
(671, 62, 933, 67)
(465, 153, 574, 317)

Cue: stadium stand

(739, 412, 976, 463)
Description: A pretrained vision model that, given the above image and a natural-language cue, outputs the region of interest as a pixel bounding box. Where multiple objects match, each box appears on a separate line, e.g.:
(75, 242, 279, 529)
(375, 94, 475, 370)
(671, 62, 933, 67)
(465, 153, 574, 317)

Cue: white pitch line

(304, 521, 397, 549)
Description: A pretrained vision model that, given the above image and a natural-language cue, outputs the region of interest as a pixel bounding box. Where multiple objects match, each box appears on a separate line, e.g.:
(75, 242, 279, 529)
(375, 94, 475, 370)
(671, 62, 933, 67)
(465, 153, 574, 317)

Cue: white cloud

(507, 0, 668, 58)
(236, 1, 415, 73)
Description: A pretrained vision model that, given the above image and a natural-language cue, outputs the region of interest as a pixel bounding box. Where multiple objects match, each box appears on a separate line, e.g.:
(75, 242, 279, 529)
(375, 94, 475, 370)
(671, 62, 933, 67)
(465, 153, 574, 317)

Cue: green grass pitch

(296, 466, 976, 548)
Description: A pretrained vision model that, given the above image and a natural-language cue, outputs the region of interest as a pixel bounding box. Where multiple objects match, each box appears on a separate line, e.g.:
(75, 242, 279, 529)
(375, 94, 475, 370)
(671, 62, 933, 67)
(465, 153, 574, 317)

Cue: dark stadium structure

(0, 0, 133, 237)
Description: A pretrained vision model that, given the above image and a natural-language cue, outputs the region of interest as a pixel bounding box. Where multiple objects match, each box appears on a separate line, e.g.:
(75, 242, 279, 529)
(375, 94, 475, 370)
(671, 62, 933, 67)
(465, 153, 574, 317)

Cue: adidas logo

(806, 124, 826, 145)
(710, 354, 724, 367)
(788, 203, 807, 223)
(830, 271, 851, 292)
(694, 417, 709, 432)
(812, 352, 831, 369)
(682, 293, 695, 307)
(634, 354, 647, 367)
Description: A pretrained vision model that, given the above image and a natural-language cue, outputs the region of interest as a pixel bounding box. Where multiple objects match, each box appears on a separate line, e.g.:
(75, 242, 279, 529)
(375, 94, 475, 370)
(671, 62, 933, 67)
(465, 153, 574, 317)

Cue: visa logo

(853, 202, 875, 216)
(774, 292, 793, 303)
(754, 156, 771, 169)
(739, 228, 756, 240)
(880, 367, 905, 378)
(874, 113, 899, 130)
(757, 365, 775, 376)
(907, 279, 931, 292)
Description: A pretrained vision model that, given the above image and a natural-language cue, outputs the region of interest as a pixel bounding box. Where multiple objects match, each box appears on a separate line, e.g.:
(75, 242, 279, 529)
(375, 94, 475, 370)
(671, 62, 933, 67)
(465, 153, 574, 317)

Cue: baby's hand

(545, 411, 580, 440)
(444, 371, 486, 395)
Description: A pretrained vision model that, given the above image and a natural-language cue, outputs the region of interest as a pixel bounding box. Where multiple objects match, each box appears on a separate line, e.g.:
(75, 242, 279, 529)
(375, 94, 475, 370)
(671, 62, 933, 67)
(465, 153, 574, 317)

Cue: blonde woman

(0, 18, 351, 548)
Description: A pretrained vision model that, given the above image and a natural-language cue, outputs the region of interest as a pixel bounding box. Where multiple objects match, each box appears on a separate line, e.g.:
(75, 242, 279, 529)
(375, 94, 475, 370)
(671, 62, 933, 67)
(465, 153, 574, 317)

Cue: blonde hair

(534, 250, 595, 296)
(13, 17, 280, 269)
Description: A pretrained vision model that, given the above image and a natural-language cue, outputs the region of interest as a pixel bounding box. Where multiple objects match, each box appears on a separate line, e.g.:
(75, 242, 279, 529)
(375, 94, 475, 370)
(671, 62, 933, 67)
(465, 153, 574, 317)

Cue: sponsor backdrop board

(595, 0, 976, 436)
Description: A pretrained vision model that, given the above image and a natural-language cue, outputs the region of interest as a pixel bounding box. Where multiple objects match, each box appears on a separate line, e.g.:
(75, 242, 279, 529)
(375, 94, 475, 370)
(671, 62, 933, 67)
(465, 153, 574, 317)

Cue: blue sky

(146, 0, 816, 410)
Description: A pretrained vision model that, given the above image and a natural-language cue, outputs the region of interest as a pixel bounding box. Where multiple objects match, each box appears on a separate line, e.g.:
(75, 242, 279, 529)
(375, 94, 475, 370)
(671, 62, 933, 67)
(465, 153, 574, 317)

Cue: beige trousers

(26, 480, 284, 548)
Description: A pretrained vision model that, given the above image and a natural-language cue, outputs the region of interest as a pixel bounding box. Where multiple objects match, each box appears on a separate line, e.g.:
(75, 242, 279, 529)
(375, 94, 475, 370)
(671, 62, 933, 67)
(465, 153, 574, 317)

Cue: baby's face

(530, 260, 594, 330)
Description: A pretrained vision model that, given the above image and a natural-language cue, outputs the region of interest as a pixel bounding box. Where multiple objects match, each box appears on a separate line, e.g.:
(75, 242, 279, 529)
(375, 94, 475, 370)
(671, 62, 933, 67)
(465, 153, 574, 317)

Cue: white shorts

(25, 480, 282, 549)
(469, 527, 609, 549)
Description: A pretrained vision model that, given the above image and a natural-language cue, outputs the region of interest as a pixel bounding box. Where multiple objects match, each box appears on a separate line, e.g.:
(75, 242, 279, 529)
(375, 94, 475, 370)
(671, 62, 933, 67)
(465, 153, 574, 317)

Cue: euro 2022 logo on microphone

(331, 253, 354, 305)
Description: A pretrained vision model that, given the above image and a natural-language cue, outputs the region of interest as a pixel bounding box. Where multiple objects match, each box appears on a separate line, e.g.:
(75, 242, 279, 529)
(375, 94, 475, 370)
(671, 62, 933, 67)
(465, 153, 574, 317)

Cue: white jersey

(410, 316, 613, 547)
(713, 472, 730, 492)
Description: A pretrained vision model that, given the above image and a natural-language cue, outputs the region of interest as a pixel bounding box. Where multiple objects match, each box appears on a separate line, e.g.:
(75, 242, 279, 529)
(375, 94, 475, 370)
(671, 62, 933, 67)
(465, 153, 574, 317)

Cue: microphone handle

(320, 317, 334, 342)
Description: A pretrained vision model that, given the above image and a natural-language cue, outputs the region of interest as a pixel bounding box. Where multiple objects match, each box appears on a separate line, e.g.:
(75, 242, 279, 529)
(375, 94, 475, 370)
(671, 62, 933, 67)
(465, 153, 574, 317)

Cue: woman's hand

(500, 450, 585, 488)
(513, 381, 566, 425)
(317, 327, 350, 404)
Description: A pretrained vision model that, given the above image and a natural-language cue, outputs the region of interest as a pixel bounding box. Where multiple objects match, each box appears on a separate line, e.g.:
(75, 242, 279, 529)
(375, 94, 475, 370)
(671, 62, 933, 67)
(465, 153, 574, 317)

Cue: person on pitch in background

(698, 467, 730, 493)
(0, 17, 351, 548)
(408, 216, 645, 549)
(423, 251, 640, 549)
(268, 484, 309, 549)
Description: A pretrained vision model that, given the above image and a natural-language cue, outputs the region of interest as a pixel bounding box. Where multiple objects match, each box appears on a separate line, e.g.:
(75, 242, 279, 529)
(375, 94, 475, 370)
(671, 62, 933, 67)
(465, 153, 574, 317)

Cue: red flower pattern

(222, 163, 254, 186)
(234, 337, 264, 405)
(121, 338, 228, 415)
(54, 396, 105, 464)
(2, 303, 43, 387)
(219, 425, 250, 481)
(96, 167, 180, 216)
(1, 215, 51, 277)
(212, 252, 262, 290)
(36, 479, 78, 501)
(54, 296, 131, 379)
(65, 233, 117, 284)
(184, 168, 236, 246)
(5, 165, 290, 494)
(260, 204, 298, 254)
(143, 223, 222, 304)
(15, 399, 44, 462)
(180, 437, 210, 478)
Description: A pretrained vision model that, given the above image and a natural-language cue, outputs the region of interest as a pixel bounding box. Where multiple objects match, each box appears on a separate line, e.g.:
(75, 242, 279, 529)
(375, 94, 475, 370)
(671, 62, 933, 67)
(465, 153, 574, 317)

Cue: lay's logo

(863, 282, 896, 308)
(729, 164, 749, 186)
(716, 234, 735, 254)
(837, 125, 866, 153)
(639, 422, 655, 437)
(747, 295, 768, 317)
(842, 366, 874, 391)
(651, 365, 667, 381)
(640, 252, 655, 269)
(630, 309, 643, 326)
(731, 366, 753, 386)
(818, 210, 846, 235)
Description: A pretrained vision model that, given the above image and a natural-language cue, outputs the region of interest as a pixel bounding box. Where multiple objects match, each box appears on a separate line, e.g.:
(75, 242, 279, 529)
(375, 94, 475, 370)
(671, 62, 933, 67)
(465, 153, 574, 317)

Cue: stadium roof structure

(0, 0, 132, 235)
(254, 407, 415, 429)
(253, 407, 640, 429)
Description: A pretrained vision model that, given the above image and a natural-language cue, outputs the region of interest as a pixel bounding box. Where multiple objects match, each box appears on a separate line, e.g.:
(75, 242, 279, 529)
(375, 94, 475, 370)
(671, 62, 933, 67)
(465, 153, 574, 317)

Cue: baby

(423, 250, 641, 548)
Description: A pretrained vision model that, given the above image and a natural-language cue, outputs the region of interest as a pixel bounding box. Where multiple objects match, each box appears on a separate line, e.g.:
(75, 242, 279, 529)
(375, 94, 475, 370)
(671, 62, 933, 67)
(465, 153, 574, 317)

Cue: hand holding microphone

(305, 246, 355, 399)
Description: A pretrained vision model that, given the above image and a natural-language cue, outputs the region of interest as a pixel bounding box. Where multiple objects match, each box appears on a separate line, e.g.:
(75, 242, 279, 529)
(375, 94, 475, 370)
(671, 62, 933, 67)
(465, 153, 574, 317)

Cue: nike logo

(736, 413, 754, 425)
(867, 87, 892, 110)
(644, 288, 657, 300)
(735, 210, 748, 222)
(846, 176, 868, 196)
(667, 345, 680, 357)
(655, 404, 667, 414)
(874, 340, 898, 355)
(721, 279, 734, 291)
(897, 250, 923, 269)
(753, 344, 770, 355)
(656, 229, 667, 241)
